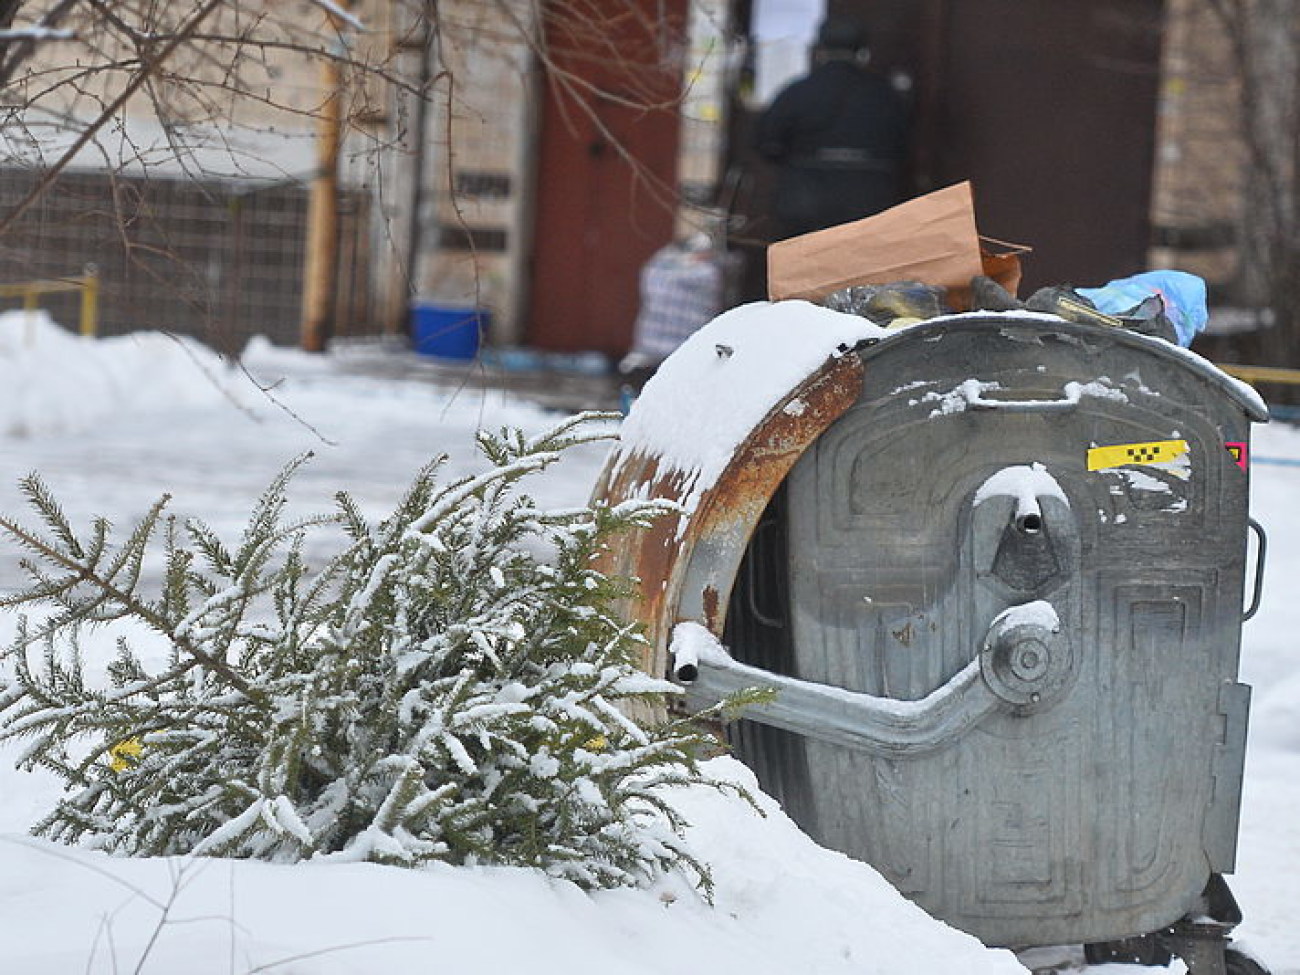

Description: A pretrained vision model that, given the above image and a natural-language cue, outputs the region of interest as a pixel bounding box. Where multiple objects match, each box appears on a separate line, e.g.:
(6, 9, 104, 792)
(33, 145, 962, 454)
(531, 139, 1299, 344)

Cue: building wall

(413, 0, 535, 347)
(0, 1, 1273, 351)
(1149, 0, 1245, 295)
(0, 2, 344, 177)
(0, 0, 395, 349)
(414, 0, 735, 350)
(0, 1, 735, 353)
(677, 0, 736, 239)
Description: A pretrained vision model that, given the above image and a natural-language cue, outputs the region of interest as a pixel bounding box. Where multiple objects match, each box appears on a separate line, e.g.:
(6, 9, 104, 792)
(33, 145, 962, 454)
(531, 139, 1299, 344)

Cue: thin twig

(245, 936, 436, 973)
(0, 0, 227, 239)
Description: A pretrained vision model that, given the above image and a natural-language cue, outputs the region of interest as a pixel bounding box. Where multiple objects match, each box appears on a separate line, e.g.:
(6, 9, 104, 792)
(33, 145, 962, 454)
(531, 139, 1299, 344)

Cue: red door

(528, 0, 686, 357)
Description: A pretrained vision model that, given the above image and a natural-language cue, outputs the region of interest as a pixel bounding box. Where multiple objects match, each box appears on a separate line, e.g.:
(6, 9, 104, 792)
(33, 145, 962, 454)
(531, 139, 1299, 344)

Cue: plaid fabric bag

(629, 244, 729, 363)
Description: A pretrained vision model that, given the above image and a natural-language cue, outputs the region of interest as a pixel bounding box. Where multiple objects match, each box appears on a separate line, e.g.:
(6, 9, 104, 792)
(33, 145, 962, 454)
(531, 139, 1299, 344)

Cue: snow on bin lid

(613, 303, 1267, 520)
(919, 310, 1270, 422)
(615, 300, 885, 508)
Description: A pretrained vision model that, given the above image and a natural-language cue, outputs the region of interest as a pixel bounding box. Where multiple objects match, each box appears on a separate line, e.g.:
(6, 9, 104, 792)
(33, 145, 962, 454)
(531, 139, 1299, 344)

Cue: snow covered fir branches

(0, 412, 754, 894)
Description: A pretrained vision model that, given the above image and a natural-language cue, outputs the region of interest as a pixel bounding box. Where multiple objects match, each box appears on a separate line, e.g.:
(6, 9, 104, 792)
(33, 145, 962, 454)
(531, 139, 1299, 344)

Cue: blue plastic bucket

(410, 302, 486, 360)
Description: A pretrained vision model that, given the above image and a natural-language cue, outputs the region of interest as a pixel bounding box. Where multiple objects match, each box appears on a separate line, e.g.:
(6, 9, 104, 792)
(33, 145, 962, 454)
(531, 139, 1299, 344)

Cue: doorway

(527, 0, 688, 358)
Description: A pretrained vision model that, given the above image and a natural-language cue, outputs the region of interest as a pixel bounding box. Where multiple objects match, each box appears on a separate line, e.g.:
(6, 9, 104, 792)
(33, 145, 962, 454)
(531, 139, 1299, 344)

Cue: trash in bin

(1078, 269, 1209, 347)
(766, 181, 1027, 308)
(592, 298, 1271, 975)
(826, 271, 1207, 349)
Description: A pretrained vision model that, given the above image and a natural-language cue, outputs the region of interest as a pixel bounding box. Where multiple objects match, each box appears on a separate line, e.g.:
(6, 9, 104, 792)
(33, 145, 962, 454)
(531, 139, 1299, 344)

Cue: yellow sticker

(1087, 439, 1190, 471)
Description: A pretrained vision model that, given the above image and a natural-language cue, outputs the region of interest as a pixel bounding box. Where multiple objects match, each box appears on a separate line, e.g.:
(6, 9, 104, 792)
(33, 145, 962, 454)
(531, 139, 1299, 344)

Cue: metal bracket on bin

(957, 379, 1086, 413)
(1089, 874, 1261, 975)
(680, 598, 1070, 757)
(682, 644, 1001, 758)
(1244, 518, 1267, 621)
(1158, 874, 1250, 975)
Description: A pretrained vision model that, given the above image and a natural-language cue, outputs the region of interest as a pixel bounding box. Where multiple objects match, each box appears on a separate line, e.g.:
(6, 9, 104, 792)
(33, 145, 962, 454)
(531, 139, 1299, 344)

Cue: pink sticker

(1226, 442, 1248, 471)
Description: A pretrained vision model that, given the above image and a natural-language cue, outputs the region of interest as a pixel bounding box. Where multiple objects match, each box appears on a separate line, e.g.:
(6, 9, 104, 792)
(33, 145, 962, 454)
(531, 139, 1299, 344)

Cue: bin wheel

(1225, 946, 1270, 975)
(1083, 935, 1172, 967)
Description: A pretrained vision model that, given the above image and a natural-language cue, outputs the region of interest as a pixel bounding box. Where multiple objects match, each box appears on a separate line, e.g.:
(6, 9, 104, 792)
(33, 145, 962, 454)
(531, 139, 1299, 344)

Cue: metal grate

(0, 169, 375, 354)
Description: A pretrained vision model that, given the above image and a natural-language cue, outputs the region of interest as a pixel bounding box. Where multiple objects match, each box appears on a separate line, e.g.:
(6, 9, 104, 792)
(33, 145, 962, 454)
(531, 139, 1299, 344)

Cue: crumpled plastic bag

(1077, 270, 1207, 347)
(821, 280, 950, 325)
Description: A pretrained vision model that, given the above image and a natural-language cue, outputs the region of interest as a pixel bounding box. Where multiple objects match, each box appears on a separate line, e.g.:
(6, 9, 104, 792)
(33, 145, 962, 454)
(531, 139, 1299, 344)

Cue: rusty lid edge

(592, 350, 866, 678)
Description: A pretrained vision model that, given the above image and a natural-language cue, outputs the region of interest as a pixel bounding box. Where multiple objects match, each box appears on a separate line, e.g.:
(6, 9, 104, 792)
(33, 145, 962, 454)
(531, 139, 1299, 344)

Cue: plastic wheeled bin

(596, 309, 1271, 975)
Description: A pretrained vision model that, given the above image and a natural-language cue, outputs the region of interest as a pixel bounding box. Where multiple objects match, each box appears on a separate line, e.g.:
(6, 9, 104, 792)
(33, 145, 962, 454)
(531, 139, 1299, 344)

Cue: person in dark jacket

(756, 18, 910, 239)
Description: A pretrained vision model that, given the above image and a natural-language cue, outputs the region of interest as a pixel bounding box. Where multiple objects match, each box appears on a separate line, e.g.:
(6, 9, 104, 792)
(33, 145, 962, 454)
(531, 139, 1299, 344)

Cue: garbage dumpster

(593, 302, 1270, 974)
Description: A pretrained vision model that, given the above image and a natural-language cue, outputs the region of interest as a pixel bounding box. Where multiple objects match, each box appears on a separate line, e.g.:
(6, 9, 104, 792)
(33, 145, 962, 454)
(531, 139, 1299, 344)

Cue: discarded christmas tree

(0, 413, 751, 893)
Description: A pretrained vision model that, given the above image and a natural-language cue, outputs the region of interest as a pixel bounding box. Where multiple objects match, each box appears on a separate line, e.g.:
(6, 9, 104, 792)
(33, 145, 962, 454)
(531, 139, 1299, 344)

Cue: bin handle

(957, 378, 1085, 413)
(679, 633, 1001, 758)
(1244, 518, 1267, 621)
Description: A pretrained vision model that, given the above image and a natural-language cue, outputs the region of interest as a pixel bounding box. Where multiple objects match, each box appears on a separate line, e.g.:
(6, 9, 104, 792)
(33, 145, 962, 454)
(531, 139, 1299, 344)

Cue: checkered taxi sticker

(1087, 439, 1190, 471)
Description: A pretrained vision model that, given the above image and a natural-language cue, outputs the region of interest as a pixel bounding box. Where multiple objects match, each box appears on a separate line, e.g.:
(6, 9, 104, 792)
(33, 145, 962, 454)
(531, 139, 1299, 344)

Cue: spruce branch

(0, 499, 259, 698)
(0, 415, 753, 894)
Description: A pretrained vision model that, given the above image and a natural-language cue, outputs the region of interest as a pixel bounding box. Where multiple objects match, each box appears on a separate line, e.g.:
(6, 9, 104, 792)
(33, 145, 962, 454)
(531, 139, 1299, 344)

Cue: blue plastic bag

(1077, 270, 1208, 347)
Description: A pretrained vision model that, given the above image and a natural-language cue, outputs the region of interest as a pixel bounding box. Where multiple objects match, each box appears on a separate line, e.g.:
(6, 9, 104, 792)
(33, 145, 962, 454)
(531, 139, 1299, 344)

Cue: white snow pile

(0, 309, 240, 437)
(0, 317, 1023, 975)
(0, 756, 1023, 975)
(1, 314, 1299, 973)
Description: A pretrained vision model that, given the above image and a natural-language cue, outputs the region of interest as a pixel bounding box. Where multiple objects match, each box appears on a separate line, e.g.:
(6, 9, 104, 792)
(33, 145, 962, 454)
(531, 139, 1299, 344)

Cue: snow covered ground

(0, 309, 1297, 974)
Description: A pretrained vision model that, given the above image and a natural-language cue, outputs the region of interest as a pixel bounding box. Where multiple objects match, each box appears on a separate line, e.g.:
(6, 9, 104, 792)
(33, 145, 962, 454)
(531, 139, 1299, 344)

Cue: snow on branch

(0, 414, 746, 895)
(307, 0, 366, 32)
(0, 27, 75, 42)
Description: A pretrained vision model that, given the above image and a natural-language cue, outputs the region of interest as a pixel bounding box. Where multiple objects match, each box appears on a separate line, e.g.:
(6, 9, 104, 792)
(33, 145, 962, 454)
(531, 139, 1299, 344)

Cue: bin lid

(873, 311, 1269, 422)
(593, 304, 1269, 680)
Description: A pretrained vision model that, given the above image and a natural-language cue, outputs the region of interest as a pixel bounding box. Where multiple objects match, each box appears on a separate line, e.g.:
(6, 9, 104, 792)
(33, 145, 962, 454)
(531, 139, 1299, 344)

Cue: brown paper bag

(978, 242, 1025, 296)
(947, 239, 1028, 310)
(766, 181, 1026, 308)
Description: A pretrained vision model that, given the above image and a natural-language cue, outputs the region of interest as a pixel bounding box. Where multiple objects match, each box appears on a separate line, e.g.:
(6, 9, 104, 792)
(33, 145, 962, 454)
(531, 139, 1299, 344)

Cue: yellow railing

(1216, 363, 1300, 387)
(0, 268, 99, 336)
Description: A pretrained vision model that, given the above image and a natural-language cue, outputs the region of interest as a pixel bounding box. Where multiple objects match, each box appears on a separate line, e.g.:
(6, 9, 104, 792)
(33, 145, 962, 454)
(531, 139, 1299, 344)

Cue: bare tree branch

(0, 0, 226, 239)
(0, 0, 83, 88)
